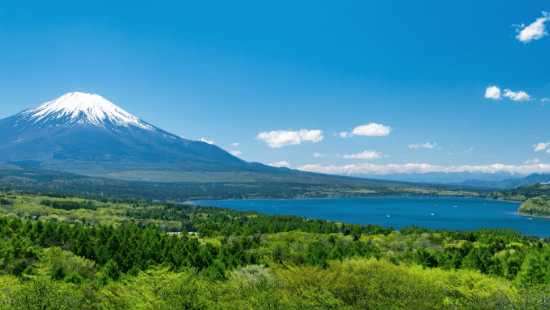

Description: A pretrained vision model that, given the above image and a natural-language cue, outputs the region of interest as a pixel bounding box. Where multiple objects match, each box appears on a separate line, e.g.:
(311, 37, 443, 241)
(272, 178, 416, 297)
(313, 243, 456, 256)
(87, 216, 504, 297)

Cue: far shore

(186, 195, 518, 204)
(517, 213, 550, 220)
(485, 198, 523, 204)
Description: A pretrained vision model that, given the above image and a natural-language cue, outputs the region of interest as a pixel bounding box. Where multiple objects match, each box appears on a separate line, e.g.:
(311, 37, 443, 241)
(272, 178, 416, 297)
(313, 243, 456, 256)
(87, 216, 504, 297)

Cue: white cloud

(542, 98, 550, 102)
(268, 161, 290, 168)
(339, 132, 349, 138)
(485, 86, 501, 100)
(199, 138, 214, 145)
(503, 89, 530, 101)
(409, 143, 437, 149)
(257, 129, 324, 148)
(336, 153, 340, 158)
(352, 123, 392, 136)
(343, 151, 382, 159)
(314, 152, 326, 158)
(524, 158, 540, 164)
(297, 162, 550, 176)
(534, 142, 550, 151)
(514, 12, 550, 43)
(232, 143, 238, 146)
(229, 150, 242, 156)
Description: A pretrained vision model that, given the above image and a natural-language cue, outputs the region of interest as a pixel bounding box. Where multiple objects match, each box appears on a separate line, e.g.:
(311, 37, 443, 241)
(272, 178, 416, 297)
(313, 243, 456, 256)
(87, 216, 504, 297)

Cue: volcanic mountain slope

(0, 92, 260, 176)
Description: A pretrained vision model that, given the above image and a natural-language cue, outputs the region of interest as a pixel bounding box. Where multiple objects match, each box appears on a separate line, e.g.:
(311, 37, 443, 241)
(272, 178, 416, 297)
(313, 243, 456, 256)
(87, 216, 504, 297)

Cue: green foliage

(0, 191, 549, 308)
(227, 264, 274, 286)
(489, 182, 550, 203)
(518, 195, 550, 217)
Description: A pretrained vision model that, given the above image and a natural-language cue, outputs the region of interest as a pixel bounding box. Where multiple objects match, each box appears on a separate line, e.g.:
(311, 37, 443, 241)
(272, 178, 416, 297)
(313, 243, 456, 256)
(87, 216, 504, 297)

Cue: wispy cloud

(352, 123, 392, 136)
(503, 89, 530, 101)
(257, 129, 324, 148)
(343, 151, 382, 159)
(232, 143, 238, 146)
(314, 152, 326, 158)
(524, 158, 540, 164)
(514, 12, 550, 43)
(534, 142, 550, 151)
(542, 98, 550, 103)
(268, 161, 290, 168)
(297, 162, 550, 176)
(485, 86, 501, 100)
(229, 150, 242, 156)
(409, 142, 437, 149)
(199, 138, 214, 145)
(339, 132, 350, 138)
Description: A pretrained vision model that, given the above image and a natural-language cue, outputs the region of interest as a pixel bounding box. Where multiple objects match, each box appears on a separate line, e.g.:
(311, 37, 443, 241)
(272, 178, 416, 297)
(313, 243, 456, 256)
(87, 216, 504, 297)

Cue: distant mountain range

(355, 172, 520, 184)
(359, 172, 550, 190)
(453, 173, 550, 190)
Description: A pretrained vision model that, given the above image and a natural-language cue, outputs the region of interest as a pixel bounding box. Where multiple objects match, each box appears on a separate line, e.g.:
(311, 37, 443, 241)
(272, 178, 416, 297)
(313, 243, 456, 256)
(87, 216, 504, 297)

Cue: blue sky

(1, 1, 550, 176)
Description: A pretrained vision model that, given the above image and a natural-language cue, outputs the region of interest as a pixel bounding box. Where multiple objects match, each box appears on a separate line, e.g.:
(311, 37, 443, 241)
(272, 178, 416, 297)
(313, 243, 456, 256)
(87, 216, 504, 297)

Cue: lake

(190, 197, 550, 237)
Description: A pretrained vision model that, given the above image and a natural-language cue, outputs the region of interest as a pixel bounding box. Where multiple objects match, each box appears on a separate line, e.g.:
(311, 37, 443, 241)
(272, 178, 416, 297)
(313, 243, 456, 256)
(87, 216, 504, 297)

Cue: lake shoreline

(485, 198, 523, 204)
(189, 196, 549, 237)
(189, 196, 517, 204)
(517, 212, 550, 220)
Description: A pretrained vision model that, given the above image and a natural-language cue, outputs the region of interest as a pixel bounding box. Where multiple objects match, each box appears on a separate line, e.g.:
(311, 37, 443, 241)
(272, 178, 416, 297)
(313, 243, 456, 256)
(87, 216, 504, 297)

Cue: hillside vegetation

(0, 190, 549, 309)
(518, 196, 550, 217)
(488, 182, 550, 217)
(488, 183, 550, 202)
(0, 164, 490, 202)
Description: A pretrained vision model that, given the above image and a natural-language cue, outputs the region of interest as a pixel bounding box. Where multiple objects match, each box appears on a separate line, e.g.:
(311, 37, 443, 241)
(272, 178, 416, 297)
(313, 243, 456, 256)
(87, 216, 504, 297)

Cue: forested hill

(0, 190, 550, 308)
(488, 183, 550, 217)
(488, 182, 550, 202)
(0, 164, 490, 202)
(517, 196, 550, 217)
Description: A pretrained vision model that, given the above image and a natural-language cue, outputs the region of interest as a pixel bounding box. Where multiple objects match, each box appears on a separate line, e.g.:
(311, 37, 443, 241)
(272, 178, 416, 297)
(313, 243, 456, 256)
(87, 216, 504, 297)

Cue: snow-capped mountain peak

(19, 92, 154, 130)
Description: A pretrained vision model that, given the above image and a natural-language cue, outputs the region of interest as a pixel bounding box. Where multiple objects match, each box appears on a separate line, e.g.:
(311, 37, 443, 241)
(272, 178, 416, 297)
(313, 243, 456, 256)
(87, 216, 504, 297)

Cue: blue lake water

(190, 197, 550, 237)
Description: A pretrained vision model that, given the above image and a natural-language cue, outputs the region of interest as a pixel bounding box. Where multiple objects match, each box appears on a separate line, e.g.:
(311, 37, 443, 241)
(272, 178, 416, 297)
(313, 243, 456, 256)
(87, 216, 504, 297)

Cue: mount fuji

(0, 92, 265, 176)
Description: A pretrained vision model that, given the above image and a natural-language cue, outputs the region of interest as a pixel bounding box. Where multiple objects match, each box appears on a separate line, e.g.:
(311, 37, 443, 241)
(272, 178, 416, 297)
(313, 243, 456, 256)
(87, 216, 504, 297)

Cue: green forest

(518, 196, 550, 217)
(488, 183, 550, 217)
(0, 191, 549, 308)
(488, 183, 550, 202)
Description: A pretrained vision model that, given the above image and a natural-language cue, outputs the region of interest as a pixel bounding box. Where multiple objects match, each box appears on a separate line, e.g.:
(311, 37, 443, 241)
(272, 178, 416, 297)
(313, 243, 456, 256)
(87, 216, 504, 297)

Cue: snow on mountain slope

(19, 92, 155, 130)
(0, 92, 250, 173)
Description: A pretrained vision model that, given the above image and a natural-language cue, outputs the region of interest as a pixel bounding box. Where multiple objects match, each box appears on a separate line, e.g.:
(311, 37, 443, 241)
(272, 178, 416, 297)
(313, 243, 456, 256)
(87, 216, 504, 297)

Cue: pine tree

(97, 259, 121, 285)
(21, 220, 33, 236)
(515, 250, 545, 286)
(461, 249, 485, 273)
(96, 245, 110, 265)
